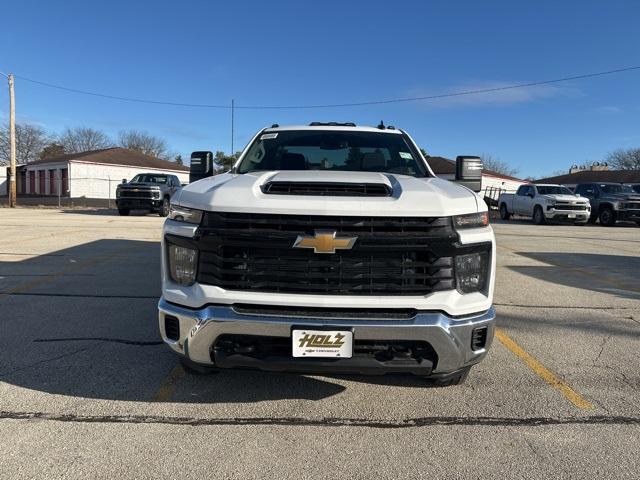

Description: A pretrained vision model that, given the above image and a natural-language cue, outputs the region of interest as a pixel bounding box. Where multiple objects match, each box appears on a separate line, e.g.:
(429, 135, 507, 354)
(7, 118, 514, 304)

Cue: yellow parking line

(495, 328, 594, 410)
(152, 364, 185, 402)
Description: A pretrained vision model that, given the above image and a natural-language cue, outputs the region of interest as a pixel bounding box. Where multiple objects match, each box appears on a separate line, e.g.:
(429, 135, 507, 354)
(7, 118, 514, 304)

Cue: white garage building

(8, 148, 189, 200)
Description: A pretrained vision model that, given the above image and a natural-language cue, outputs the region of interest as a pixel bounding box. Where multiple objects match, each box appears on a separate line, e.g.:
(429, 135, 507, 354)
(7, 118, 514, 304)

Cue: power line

(9, 65, 640, 110)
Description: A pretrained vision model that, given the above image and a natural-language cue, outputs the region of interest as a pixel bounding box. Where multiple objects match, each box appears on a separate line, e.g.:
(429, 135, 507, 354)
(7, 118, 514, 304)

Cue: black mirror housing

(190, 151, 215, 183)
(455, 156, 483, 192)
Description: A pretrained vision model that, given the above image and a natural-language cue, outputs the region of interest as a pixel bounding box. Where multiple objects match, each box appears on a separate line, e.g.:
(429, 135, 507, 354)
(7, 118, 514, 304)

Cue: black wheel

(179, 356, 219, 375)
(427, 366, 471, 387)
(598, 206, 616, 226)
(588, 215, 597, 224)
(574, 222, 586, 226)
(499, 204, 510, 220)
(636, 222, 640, 228)
(159, 197, 170, 217)
(118, 208, 130, 216)
(533, 206, 546, 225)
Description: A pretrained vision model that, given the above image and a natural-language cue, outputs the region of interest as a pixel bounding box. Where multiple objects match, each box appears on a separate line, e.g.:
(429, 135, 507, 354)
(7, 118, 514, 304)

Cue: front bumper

(617, 209, 640, 222)
(545, 207, 590, 222)
(116, 198, 162, 210)
(158, 298, 496, 376)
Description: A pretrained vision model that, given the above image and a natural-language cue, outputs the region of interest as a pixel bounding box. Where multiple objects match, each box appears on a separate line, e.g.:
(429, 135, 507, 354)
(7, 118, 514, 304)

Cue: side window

(516, 185, 526, 196)
(530, 186, 537, 196)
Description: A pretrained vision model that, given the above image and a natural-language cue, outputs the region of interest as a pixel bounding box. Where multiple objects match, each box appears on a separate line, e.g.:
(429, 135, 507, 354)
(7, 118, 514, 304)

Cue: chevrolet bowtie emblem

(293, 230, 357, 254)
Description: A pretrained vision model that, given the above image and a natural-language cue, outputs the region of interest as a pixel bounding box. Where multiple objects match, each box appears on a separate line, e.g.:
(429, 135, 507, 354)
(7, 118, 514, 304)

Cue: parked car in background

(574, 183, 640, 226)
(625, 183, 640, 194)
(116, 173, 182, 216)
(498, 184, 591, 225)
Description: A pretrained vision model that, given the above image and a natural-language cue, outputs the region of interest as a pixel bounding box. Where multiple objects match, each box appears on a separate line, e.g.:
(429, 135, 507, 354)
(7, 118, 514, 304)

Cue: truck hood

(601, 193, 640, 202)
(118, 182, 161, 188)
(174, 171, 481, 216)
(541, 194, 589, 203)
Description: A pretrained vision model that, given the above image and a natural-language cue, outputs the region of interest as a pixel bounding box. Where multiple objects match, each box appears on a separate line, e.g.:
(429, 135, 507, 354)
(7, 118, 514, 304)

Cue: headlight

(169, 205, 203, 224)
(168, 243, 198, 286)
(153, 190, 160, 199)
(455, 252, 488, 293)
(453, 212, 489, 229)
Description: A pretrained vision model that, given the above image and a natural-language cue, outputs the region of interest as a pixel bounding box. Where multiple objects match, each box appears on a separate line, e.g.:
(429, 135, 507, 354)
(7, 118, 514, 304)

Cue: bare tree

(0, 122, 51, 165)
(40, 143, 66, 160)
(59, 127, 112, 153)
(118, 130, 169, 159)
(479, 154, 519, 177)
(605, 148, 640, 170)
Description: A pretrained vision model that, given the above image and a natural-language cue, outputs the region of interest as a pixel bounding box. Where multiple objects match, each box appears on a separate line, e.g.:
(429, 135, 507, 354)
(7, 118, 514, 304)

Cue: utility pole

(8, 74, 16, 207)
(231, 98, 235, 157)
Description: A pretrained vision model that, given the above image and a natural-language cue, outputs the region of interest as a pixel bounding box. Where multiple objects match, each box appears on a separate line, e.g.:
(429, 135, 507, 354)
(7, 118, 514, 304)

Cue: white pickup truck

(498, 184, 591, 225)
(158, 122, 496, 386)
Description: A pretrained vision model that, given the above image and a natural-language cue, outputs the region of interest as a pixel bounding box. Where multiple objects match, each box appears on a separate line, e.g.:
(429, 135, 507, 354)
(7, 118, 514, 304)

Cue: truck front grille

(118, 190, 157, 199)
(175, 212, 488, 296)
(550, 203, 588, 211)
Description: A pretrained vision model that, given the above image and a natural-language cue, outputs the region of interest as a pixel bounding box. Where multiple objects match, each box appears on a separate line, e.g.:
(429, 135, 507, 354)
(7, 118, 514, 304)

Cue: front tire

(118, 208, 130, 216)
(499, 204, 510, 220)
(159, 197, 170, 217)
(533, 206, 546, 225)
(598, 207, 616, 227)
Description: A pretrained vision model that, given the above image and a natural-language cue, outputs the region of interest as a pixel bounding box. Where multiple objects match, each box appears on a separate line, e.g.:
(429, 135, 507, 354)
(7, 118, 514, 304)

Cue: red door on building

(61, 168, 69, 196)
(20, 170, 26, 194)
(29, 171, 36, 194)
(49, 169, 56, 196)
(38, 170, 46, 195)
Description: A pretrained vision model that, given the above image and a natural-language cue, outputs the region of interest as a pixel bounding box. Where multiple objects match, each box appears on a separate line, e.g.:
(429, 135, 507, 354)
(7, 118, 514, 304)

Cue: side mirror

(190, 151, 214, 183)
(121, 178, 127, 184)
(528, 192, 535, 198)
(455, 156, 483, 192)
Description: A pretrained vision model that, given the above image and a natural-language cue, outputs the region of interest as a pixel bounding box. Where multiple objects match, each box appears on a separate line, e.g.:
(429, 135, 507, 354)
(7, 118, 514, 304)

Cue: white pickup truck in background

(498, 184, 591, 225)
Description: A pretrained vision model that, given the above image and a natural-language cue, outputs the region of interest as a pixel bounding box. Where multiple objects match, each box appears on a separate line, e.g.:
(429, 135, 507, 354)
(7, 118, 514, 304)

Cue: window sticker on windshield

(260, 133, 278, 140)
(399, 152, 413, 159)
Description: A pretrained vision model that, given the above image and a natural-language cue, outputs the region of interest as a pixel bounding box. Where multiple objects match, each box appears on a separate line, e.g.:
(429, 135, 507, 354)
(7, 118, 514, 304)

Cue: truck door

(513, 186, 530, 214)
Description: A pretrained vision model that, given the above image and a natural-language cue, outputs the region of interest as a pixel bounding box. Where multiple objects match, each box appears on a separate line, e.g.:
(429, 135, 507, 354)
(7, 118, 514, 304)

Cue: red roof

(29, 147, 189, 172)
(534, 169, 640, 184)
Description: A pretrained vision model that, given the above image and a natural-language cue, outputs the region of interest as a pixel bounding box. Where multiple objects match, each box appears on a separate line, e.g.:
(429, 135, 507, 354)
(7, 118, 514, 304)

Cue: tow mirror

(455, 156, 483, 192)
(190, 151, 214, 183)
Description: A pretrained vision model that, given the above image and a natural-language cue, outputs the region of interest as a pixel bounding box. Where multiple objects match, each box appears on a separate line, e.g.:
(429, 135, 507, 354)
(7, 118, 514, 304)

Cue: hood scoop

(261, 181, 392, 197)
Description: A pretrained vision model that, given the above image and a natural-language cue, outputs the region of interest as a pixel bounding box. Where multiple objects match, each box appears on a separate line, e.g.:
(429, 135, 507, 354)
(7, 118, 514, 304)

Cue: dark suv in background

(574, 182, 640, 226)
(116, 173, 182, 216)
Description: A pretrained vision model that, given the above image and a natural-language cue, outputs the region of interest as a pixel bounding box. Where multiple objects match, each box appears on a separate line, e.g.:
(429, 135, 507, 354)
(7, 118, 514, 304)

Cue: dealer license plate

(568, 213, 576, 218)
(292, 329, 353, 358)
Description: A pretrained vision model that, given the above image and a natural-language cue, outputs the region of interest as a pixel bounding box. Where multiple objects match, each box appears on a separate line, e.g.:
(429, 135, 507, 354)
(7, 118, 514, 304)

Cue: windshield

(237, 130, 427, 177)
(537, 186, 574, 195)
(130, 174, 167, 184)
(600, 184, 634, 194)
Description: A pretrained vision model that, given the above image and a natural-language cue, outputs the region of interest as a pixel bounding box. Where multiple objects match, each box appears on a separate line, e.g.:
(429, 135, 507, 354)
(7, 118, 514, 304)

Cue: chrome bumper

(545, 209, 590, 220)
(158, 298, 496, 374)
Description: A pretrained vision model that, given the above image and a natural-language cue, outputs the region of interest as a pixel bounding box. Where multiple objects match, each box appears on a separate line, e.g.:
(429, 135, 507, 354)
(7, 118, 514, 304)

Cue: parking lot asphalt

(0, 208, 638, 479)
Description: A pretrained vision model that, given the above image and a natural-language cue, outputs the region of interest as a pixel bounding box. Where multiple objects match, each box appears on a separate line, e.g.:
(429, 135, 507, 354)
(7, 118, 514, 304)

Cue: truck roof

(263, 124, 403, 134)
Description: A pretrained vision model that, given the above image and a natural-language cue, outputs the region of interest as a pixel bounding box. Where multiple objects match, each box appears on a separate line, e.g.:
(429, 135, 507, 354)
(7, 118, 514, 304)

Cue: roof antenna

(377, 120, 385, 130)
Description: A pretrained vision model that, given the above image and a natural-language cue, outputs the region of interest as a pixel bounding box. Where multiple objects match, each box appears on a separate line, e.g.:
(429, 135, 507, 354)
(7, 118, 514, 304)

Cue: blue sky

(1, 0, 639, 178)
